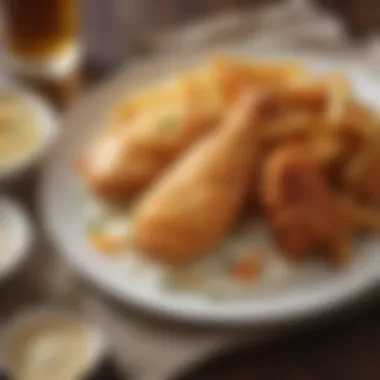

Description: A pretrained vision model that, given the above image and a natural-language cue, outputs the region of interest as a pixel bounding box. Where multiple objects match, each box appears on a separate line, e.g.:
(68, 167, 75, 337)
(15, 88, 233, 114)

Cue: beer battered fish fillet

(262, 145, 349, 265)
(78, 95, 220, 200)
(130, 91, 272, 266)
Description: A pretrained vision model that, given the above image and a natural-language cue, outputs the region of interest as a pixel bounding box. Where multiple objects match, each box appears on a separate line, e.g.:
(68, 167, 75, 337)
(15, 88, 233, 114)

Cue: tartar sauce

(0, 93, 40, 168)
(5, 317, 95, 380)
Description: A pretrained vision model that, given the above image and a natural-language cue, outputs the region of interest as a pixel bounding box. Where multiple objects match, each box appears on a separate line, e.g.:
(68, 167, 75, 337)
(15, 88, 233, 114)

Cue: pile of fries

(110, 57, 380, 266)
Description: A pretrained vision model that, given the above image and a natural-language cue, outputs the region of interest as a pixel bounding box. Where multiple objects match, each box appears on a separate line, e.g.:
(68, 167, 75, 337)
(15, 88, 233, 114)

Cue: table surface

(183, 300, 380, 380)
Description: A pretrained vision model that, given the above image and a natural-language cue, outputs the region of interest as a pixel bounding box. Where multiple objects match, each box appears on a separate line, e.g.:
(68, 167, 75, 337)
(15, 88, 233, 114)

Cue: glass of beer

(2, 0, 80, 77)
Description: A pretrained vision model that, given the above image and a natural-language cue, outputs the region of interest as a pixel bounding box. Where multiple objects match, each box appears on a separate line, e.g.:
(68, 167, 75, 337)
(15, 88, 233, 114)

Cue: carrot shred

(90, 234, 123, 256)
(232, 253, 263, 283)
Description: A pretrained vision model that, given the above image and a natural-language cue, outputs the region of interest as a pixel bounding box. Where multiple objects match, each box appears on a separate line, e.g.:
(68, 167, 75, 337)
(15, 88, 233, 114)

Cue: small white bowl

(1, 308, 107, 380)
(0, 85, 59, 182)
(0, 197, 34, 282)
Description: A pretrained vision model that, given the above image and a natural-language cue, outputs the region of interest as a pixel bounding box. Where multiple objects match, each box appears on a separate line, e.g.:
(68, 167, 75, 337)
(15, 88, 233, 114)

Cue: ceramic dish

(0, 307, 107, 380)
(40, 47, 380, 324)
(0, 85, 58, 182)
(0, 197, 33, 282)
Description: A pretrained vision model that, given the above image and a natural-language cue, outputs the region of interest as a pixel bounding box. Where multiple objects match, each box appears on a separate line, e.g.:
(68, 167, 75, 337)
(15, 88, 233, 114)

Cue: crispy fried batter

(262, 144, 350, 265)
(130, 91, 272, 265)
(80, 56, 380, 267)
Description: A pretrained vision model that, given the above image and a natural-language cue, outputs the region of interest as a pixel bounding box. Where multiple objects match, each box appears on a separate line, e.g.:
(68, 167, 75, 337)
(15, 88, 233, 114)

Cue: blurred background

(3, 0, 380, 87)
(0, 0, 379, 96)
(0, 0, 378, 109)
(81, 0, 380, 77)
(117, 0, 380, 34)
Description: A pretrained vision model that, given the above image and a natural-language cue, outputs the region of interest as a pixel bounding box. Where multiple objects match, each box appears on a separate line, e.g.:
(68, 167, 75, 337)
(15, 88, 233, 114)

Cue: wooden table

(182, 301, 380, 380)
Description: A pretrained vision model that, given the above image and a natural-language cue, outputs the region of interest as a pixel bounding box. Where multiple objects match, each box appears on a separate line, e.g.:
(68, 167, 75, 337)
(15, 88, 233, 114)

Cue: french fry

(111, 81, 182, 128)
(276, 81, 328, 113)
(111, 70, 218, 130)
(209, 56, 307, 83)
(205, 56, 308, 103)
(311, 134, 345, 165)
(275, 72, 351, 117)
(321, 73, 352, 122)
(262, 112, 317, 144)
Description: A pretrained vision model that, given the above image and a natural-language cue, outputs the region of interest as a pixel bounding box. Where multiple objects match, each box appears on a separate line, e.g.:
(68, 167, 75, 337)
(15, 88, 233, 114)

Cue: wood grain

(181, 301, 380, 380)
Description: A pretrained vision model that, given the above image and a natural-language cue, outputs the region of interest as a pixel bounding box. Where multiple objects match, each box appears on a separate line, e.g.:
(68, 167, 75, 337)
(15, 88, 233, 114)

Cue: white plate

(0, 307, 107, 379)
(0, 197, 33, 281)
(40, 47, 380, 324)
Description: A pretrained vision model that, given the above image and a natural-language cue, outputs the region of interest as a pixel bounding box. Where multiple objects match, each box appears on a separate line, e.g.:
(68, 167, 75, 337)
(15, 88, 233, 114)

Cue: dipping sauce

(4, 317, 96, 380)
(0, 93, 41, 169)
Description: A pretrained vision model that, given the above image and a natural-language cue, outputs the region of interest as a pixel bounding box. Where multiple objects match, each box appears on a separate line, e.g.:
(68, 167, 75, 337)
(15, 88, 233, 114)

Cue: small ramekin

(0, 84, 59, 182)
(0, 307, 108, 380)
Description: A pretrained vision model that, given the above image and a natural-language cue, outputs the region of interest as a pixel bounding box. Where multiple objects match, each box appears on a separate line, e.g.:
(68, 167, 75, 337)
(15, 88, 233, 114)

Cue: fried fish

(130, 90, 272, 265)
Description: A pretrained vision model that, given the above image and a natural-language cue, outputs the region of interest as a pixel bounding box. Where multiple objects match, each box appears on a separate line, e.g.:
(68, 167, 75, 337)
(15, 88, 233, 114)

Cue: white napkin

(150, 0, 347, 54)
